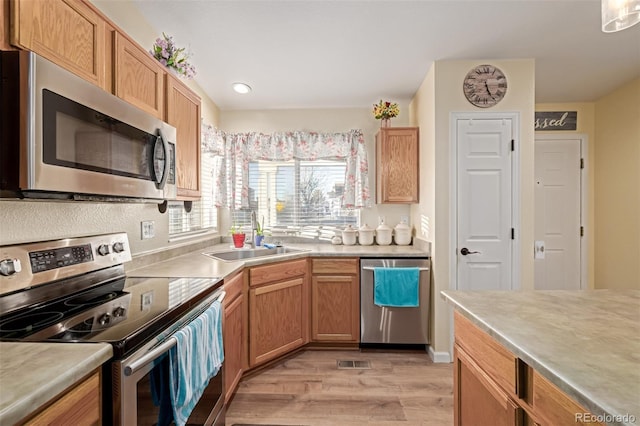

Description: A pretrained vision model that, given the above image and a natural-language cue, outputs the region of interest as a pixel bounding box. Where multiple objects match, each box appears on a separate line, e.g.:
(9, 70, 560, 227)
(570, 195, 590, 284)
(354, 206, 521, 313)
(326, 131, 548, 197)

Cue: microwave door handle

(123, 290, 226, 377)
(153, 129, 170, 190)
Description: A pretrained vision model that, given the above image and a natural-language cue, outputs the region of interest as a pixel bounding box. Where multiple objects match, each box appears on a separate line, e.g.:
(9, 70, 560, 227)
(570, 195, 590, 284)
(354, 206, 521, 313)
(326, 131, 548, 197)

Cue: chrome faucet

(250, 211, 257, 249)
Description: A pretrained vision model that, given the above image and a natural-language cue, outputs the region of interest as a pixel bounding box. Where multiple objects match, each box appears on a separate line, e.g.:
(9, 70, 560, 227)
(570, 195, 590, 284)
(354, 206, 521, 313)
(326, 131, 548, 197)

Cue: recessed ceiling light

(232, 82, 252, 94)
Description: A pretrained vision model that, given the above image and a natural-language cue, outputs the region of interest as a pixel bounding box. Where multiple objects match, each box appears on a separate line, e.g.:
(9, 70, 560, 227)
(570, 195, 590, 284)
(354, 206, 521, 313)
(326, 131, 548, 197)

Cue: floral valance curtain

(201, 124, 370, 210)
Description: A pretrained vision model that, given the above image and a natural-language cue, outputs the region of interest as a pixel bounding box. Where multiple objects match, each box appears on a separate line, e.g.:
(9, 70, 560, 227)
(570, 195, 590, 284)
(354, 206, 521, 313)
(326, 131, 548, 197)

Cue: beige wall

(594, 78, 640, 289)
(219, 107, 414, 233)
(534, 102, 596, 289)
(0, 1, 220, 255)
(409, 59, 536, 359)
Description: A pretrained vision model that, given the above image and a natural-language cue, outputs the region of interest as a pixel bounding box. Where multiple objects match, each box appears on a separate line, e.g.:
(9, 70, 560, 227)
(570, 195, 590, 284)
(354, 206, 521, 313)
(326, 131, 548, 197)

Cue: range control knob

(112, 306, 126, 318)
(97, 244, 110, 256)
(98, 312, 112, 326)
(0, 258, 22, 276)
(112, 242, 125, 253)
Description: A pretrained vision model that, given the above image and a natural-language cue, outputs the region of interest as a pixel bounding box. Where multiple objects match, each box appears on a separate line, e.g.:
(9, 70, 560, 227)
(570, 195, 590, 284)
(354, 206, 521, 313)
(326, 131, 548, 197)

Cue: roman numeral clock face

(463, 65, 507, 108)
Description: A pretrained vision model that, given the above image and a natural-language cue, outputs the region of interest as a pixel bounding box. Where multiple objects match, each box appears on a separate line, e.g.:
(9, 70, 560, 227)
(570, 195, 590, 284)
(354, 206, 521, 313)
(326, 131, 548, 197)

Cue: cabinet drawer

(533, 371, 604, 426)
(23, 370, 100, 425)
(454, 311, 517, 396)
(311, 258, 359, 275)
(250, 259, 308, 287)
(224, 271, 245, 304)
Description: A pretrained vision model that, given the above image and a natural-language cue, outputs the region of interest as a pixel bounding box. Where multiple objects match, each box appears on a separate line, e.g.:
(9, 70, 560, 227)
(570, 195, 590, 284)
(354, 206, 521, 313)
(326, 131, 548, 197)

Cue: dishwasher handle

(361, 266, 429, 271)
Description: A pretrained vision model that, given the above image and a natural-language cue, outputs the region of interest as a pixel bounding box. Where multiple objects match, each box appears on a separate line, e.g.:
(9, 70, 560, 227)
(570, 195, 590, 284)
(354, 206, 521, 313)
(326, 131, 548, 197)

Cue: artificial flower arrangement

(372, 100, 400, 120)
(151, 33, 196, 79)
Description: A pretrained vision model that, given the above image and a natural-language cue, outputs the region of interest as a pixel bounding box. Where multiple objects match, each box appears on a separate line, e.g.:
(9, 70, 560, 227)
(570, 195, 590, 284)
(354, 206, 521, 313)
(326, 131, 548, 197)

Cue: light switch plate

(141, 221, 155, 240)
(141, 291, 153, 310)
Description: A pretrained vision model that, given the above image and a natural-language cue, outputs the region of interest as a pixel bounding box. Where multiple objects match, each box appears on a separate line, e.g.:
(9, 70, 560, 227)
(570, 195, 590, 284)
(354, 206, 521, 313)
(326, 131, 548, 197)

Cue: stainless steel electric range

(0, 233, 225, 425)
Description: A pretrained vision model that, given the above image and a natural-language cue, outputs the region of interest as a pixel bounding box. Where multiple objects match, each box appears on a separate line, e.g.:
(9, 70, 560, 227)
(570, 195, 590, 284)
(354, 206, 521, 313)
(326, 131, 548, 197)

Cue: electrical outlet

(141, 291, 153, 310)
(141, 221, 155, 240)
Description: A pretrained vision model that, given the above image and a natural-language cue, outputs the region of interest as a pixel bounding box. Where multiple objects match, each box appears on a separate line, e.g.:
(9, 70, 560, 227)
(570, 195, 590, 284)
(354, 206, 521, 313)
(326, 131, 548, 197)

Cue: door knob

(460, 247, 480, 255)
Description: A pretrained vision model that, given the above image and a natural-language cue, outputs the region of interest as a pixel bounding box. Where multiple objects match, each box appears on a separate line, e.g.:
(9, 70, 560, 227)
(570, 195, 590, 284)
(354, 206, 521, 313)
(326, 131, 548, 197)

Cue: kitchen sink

(202, 246, 307, 262)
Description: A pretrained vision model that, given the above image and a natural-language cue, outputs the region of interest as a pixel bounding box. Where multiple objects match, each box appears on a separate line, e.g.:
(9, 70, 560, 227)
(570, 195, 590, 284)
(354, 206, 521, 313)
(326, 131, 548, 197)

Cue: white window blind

(169, 150, 218, 236)
(232, 159, 358, 238)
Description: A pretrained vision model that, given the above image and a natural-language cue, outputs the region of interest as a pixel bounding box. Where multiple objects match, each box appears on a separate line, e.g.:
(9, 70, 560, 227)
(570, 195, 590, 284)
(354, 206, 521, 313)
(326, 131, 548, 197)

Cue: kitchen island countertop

(0, 342, 112, 425)
(441, 289, 640, 426)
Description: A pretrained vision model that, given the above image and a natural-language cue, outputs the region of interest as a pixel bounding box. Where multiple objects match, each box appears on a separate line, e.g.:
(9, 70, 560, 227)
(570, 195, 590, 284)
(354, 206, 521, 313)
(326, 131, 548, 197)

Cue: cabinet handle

(515, 358, 529, 399)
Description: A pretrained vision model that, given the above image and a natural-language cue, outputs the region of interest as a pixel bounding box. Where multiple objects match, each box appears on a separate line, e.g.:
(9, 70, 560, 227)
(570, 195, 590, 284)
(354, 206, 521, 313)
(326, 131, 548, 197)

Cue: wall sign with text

(534, 111, 577, 131)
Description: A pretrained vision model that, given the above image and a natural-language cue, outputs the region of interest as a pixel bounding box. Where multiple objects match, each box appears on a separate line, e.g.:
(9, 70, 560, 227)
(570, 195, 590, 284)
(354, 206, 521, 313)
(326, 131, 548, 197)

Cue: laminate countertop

(128, 242, 430, 279)
(0, 342, 112, 425)
(441, 289, 640, 426)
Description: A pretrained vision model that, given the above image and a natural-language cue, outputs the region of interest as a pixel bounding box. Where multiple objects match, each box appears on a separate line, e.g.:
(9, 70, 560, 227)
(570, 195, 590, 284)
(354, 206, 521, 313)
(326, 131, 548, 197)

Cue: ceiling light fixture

(232, 82, 252, 94)
(602, 0, 640, 32)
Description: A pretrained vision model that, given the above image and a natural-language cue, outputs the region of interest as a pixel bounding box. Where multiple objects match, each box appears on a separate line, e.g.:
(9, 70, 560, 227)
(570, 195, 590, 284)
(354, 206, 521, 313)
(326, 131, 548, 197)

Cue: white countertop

(0, 342, 112, 425)
(128, 242, 429, 279)
(441, 289, 640, 426)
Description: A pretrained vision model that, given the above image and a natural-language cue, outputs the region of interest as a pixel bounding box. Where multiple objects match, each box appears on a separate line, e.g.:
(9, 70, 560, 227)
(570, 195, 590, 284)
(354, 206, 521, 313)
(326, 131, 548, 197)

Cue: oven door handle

(123, 289, 225, 377)
(362, 266, 430, 271)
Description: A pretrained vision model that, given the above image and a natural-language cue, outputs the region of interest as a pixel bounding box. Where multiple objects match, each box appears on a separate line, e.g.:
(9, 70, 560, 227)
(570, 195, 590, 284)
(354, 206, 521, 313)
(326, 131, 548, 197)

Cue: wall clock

(463, 64, 507, 108)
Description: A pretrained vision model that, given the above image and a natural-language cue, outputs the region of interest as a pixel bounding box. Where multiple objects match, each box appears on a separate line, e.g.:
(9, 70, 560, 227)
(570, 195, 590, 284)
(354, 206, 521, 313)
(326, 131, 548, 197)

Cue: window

(168, 150, 218, 237)
(232, 159, 358, 238)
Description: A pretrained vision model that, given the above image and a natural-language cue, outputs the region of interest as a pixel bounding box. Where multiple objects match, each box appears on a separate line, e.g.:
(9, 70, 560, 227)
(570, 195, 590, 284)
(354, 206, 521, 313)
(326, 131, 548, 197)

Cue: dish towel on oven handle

(373, 267, 420, 307)
(169, 299, 224, 426)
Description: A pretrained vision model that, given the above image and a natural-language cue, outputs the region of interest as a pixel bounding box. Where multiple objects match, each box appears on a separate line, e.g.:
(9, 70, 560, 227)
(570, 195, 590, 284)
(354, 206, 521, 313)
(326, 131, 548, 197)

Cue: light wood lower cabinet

(249, 259, 309, 367)
(453, 311, 604, 426)
(21, 370, 101, 426)
(310, 258, 360, 342)
(223, 270, 247, 403)
(10, 0, 106, 87)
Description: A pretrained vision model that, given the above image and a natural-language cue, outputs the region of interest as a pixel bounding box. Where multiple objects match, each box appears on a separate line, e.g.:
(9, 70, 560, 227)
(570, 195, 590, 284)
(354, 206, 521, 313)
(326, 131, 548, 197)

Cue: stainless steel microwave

(0, 51, 176, 202)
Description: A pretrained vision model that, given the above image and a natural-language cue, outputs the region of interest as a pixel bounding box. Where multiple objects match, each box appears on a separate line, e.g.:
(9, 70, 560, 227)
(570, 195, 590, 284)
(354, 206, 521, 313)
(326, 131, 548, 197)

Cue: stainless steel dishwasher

(360, 258, 431, 346)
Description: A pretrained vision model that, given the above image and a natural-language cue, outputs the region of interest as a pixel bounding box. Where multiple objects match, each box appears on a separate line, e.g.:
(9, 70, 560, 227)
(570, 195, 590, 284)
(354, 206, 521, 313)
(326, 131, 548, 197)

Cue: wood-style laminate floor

(226, 349, 453, 426)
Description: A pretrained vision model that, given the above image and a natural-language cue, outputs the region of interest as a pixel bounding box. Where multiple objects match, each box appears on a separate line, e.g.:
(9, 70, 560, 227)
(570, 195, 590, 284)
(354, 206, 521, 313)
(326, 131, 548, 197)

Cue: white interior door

(534, 136, 583, 289)
(456, 117, 514, 290)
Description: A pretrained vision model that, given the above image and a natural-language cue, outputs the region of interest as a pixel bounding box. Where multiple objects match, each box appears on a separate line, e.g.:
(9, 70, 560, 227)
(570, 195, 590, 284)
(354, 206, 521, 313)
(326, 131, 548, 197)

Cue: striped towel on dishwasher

(169, 299, 224, 426)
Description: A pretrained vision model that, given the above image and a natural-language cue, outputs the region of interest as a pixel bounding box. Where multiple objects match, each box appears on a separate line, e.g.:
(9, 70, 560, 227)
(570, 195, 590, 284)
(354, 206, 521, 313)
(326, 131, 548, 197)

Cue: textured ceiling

(130, 0, 640, 110)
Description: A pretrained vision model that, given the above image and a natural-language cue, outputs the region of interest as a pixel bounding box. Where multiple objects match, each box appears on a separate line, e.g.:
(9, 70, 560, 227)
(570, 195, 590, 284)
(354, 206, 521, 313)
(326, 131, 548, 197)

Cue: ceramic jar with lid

(342, 225, 357, 245)
(358, 223, 375, 245)
(375, 219, 393, 245)
(394, 221, 412, 246)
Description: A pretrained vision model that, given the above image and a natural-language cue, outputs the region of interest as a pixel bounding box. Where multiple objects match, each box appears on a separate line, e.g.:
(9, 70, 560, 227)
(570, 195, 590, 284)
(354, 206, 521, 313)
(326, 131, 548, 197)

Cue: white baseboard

(428, 346, 452, 363)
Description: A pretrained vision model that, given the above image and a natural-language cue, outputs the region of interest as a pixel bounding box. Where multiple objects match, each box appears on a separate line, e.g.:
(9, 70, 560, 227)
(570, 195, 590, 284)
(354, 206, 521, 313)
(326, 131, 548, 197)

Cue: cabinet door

(454, 345, 523, 426)
(166, 74, 202, 199)
(11, 0, 105, 87)
(23, 370, 101, 426)
(113, 32, 164, 119)
(376, 127, 419, 203)
(249, 277, 308, 367)
(223, 271, 246, 403)
(311, 274, 359, 342)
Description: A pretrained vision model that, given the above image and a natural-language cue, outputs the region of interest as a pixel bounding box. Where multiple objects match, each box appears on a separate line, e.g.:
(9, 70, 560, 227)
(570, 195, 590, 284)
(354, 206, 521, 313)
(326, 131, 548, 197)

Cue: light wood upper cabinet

(310, 258, 360, 342)
(113, 32, 164, 119)
(166, 73, 202, 199)
(376, 127, 419, 204)
(10, 0, 106, 87)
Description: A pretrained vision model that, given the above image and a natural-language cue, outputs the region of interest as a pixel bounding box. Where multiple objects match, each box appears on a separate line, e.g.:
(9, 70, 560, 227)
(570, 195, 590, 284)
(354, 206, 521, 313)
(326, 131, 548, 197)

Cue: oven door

(111, 289, 225, 426)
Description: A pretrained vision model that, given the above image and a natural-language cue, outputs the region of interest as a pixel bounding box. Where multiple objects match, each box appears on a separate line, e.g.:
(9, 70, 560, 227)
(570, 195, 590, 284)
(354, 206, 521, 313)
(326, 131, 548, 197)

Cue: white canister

(342, 225, 357, 245)
(375, 220, 393, 245)
(394, 221, 412, 245)
(358, 223, 375, 245)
